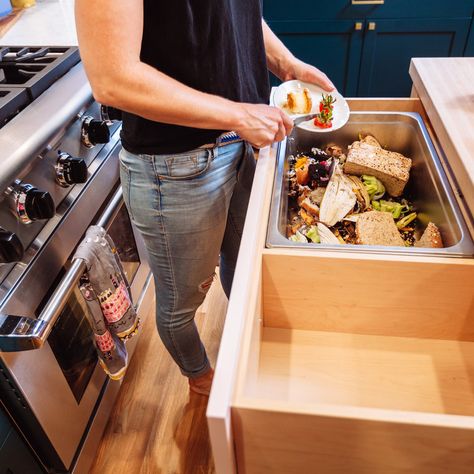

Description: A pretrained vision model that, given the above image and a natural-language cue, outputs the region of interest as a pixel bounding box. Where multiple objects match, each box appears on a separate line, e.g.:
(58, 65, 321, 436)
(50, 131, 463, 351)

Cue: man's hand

(262, 20, 336, 92)
(234, 103, 293, 149)
(282, 58, 335, 92)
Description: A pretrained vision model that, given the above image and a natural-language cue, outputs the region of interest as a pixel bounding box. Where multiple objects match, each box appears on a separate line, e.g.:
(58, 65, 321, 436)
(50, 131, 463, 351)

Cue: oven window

(47, 203, 141, 403)
(107, 204, 141, 283)
(48, 289, 97, 403)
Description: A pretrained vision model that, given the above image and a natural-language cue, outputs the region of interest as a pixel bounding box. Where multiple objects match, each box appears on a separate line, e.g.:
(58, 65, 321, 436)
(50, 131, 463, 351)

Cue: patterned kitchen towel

(73, 226, 139, 380)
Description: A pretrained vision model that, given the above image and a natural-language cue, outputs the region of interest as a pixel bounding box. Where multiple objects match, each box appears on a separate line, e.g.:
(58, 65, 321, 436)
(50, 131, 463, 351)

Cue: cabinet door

(268, 20, 364, 96)
(263, 0, 474, 21)
(465, 18, 474, 56)
(358, 18, 471, 97)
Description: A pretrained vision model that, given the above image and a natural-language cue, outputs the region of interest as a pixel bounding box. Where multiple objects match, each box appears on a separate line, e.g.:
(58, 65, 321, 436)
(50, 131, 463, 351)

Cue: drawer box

(263, 0, 474, 21)
(230, 247, 474, 473)
(207, 98, 474, 474)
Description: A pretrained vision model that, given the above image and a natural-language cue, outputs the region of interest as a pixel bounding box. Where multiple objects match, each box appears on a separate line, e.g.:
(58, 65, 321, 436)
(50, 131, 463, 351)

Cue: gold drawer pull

(368, 22, 377, 30)
(355, 22, 363, 31)
(352, 0, 384, 4)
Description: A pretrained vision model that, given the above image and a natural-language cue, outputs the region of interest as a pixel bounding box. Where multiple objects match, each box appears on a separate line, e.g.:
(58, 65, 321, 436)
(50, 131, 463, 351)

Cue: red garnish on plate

(314, 94, 336, 129)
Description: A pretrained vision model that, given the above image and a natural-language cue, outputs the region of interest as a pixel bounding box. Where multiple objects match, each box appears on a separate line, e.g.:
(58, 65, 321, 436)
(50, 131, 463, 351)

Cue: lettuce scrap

(361, 175, 385, 200)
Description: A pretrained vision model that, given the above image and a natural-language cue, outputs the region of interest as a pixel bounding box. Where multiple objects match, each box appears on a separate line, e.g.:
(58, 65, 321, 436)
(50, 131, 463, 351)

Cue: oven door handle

(0, 187, 124, 352)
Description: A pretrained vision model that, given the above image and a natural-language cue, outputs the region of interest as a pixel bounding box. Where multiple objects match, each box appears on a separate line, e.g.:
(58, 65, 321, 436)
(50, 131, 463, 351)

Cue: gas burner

(0, 46, 80, 99)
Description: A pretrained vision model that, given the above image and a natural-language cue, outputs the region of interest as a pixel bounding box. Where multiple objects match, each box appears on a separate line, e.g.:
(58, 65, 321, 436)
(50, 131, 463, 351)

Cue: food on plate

(355, 211, 405, 247)
(344, 135, 412, 197)
(286, 134, 444, 248)
(285, 88, 312, 114)
(415, 222, 443, 248)
(313, 94, 336, 129)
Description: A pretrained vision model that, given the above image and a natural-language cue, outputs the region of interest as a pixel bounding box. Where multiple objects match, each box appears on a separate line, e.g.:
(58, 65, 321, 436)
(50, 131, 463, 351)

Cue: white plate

(273, 80, 350, 133)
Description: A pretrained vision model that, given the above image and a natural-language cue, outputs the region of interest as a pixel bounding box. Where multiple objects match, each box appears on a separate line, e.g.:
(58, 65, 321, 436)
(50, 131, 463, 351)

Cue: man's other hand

(234, 103, 293, 149)
(283, 58, 335, 92)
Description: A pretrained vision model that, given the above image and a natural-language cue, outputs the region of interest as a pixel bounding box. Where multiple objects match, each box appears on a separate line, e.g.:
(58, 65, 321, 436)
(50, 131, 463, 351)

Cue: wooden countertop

(409, 58, 474, 217)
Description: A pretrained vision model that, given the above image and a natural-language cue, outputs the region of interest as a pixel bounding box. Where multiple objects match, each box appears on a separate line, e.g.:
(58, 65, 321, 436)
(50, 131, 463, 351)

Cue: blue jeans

(119, 141, 255, 378)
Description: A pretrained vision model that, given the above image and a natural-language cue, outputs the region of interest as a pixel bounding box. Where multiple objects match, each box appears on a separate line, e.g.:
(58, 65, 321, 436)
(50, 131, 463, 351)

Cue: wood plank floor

(90, 278, 227, 474)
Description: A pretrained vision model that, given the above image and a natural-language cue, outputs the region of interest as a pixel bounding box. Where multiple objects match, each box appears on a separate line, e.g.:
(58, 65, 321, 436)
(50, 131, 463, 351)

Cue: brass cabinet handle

(355, 22, 363, 31)
(352, 0, 384, 4)
(368, 22, 377, 30)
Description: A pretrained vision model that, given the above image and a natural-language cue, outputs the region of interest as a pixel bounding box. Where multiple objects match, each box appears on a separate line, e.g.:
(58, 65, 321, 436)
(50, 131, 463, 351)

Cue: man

(75, 0, 334, 395)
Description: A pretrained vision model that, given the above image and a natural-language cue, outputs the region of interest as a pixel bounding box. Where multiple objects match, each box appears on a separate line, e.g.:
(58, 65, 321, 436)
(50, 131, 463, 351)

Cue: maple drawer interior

(235, 249, 474, 418)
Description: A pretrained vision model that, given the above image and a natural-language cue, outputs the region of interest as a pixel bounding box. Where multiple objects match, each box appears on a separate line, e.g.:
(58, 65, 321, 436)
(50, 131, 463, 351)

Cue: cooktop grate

(0, 87, 29, 127)
(0, 46, 80, 99)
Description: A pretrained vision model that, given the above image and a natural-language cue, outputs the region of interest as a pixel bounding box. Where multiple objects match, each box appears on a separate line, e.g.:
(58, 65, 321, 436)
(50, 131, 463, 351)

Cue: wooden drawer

(232, 249, 474, 473)
(263, 0, 474, 21)
(207, 98, 474, 473)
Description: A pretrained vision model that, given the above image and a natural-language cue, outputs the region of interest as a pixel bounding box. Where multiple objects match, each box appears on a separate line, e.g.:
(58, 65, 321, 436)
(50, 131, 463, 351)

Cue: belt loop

(210, 145, 217, 162)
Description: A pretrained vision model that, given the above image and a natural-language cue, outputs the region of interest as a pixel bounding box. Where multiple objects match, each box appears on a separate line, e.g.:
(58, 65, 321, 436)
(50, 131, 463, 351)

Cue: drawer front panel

(233, 406, 474, 474)
(263, 0, 474, 21)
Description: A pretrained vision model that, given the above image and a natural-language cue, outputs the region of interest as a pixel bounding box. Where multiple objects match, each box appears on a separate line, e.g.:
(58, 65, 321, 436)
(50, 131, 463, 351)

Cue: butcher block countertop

(409, 58, 474, 219)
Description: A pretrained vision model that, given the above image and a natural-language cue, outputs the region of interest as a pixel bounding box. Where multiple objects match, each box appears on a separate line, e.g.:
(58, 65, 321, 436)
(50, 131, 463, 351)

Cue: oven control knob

(56, 152, 88, 187)
(100, 104, 122, 123)
(0, 229, 24, 264)
(10, 182, 56, 224)
(81, 116, 110, 148)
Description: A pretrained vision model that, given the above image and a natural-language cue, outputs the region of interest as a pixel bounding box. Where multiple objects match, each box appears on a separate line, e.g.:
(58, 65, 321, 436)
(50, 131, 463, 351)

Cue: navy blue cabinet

(465, 18, 474, 56)
(358, 18, 471, 97)
(264, 1, 474, 97)
(264, 0, 473, 21)
(268, 20, 364, 95)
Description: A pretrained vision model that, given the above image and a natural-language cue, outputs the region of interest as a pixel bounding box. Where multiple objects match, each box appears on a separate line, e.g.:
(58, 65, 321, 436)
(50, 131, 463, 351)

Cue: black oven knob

(0, 228, 24, 264)
(81, 116, 110, 148)
(56, 152, 88, 187)
(10, 182, 56, 224)
(100, 104, 122, 123)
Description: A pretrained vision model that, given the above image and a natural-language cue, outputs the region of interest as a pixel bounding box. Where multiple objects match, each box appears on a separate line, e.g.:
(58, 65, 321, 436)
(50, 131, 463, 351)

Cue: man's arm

(74, 0, 292, 148)
(262, 19, 335, 91)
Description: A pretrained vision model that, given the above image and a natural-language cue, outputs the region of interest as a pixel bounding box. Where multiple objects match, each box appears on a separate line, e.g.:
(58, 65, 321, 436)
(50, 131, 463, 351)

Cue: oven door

(0, 178, 150, 470)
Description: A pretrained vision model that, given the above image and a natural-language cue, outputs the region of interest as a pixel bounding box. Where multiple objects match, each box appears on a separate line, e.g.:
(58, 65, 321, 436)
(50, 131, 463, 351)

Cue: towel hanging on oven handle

(0, 187, 124, 352)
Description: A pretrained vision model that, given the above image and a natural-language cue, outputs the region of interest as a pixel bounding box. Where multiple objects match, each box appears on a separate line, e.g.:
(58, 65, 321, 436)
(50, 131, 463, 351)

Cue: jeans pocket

(158, 149, 213, 181)
(118, 157, 135, 222)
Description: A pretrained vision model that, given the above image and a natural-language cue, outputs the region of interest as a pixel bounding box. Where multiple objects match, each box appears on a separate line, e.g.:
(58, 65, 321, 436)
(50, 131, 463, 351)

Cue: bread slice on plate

(356, 211, 405, 246)
(286, 88, 312, 114)
(344, 136, 412, 197)
(414, 222, 444, 248)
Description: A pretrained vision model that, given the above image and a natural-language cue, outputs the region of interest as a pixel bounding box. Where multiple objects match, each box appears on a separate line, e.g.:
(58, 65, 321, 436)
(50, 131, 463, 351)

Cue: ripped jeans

(119, 141, 255, 377)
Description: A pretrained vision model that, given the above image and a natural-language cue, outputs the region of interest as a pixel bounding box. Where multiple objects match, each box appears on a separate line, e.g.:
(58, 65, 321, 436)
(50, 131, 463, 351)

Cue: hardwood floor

(90, 278, 227, 474)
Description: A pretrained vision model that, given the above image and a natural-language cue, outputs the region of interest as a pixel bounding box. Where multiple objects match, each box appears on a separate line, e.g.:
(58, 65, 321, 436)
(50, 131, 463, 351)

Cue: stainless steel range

(0, 46, 152, 473)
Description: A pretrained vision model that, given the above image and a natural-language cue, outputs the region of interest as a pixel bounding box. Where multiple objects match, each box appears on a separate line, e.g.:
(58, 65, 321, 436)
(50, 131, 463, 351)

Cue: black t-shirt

(121, 0, 270, 155)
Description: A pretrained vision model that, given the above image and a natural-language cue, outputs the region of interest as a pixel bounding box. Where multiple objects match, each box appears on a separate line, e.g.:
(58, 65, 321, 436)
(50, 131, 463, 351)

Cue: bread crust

(344, 140, 412, 197)
(356, 211, 405, 246)
(414, 222, 444, 248)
